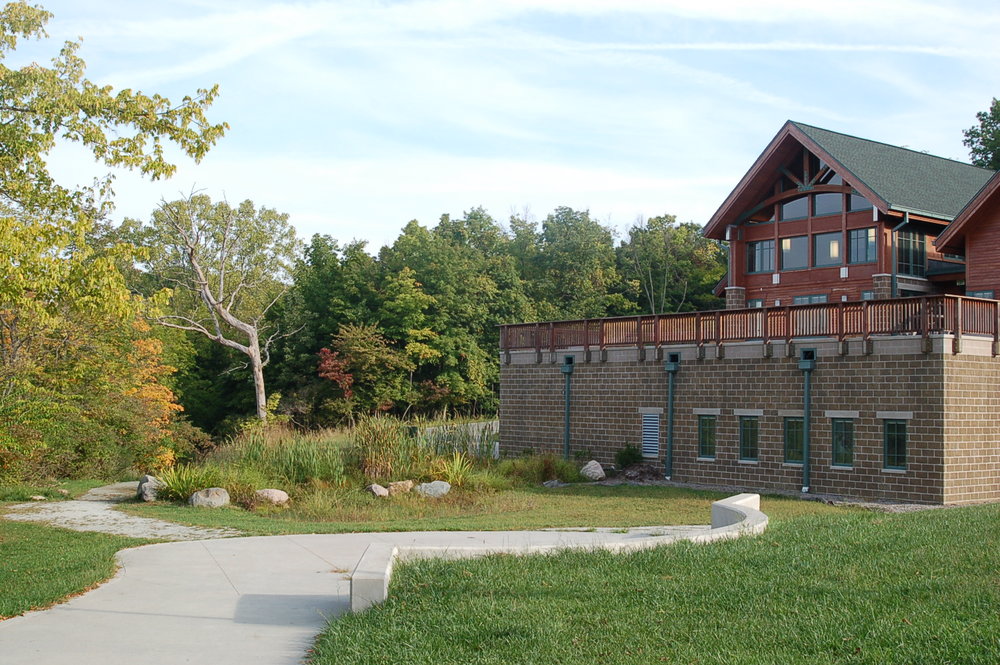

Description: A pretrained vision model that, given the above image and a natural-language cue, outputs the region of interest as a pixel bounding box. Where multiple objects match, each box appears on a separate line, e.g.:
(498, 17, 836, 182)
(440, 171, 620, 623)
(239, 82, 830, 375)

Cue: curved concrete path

(0, 526, 711, 664)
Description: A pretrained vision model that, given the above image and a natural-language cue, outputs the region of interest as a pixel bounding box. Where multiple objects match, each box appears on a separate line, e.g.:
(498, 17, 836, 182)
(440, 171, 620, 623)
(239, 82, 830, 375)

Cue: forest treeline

(0, 1, 729, 482)
(150, 207, 727, 433)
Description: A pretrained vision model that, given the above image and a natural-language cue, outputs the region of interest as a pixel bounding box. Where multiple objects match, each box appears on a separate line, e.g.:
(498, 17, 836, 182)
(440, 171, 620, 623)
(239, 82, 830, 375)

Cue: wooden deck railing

(499, 295, 1000, 353)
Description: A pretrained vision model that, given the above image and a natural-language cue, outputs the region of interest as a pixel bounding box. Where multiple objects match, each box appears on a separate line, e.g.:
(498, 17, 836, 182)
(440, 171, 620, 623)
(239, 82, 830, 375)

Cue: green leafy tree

(618, 216, 726, 314)
(137, 194, 301, 421)
(963, 98, 1000, 170)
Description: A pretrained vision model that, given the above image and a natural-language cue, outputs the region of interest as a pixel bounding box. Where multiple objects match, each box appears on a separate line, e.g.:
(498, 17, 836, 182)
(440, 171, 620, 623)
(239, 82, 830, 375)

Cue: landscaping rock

(580, 460, 606, 481)
(542, 479, 567, 488)
(365, 483, 389, 498)
(29, 495, 46, 501)
(136, 475, 163, 502)
(387, 480, 414, 495)
(255, 489, 289, 506)
(56, 488, 70, 496)
(415, 480, 451, 498)
(188, 487, 230, 508)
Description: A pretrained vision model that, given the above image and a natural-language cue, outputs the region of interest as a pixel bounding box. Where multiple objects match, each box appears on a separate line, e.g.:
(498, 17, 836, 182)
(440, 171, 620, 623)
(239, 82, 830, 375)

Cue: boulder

(365, 483, 389, 498)
(29, 495, 46, 501)
(387, 480, 414, 496)
(136, 474, 163, 502)
(56, 488, 70, 496)
(580, 460, 606, 481)
(254, 488, 289, 506)
(188, 487, 230, 508)
(415, 480, 451, 498)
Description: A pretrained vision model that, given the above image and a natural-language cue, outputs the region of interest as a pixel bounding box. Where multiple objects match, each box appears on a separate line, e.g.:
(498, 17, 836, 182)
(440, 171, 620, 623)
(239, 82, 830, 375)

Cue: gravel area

(3, 481, 241, 540)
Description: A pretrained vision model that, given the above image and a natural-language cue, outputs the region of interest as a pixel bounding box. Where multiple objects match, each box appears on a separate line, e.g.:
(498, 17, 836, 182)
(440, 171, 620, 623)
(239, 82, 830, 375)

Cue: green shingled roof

(792, 121, 995, 220)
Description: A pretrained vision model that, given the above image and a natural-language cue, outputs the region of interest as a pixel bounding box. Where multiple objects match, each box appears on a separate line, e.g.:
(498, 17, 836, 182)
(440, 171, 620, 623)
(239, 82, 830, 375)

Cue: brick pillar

(725, 286, 746, 310)
(872, 274, 892, 299)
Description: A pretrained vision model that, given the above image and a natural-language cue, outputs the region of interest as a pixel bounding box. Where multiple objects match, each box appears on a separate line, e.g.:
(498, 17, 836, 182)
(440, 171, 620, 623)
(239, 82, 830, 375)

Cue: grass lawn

(310, 503, 1000, 665)
(0, 518, 150, 619)
(117, 484, 844, 535)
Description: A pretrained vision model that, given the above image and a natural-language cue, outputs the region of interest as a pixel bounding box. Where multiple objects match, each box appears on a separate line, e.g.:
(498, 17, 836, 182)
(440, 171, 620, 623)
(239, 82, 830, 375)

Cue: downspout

(560, 355, 575, 460)
(663, 352, 681, 480)
(798, 348, 816, 493)
(891, 212, 910, 298)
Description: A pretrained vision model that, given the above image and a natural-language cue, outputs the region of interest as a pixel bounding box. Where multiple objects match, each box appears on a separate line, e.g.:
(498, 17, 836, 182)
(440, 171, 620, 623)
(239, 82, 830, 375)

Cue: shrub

(615, 445, 643, 469)
(353, 414, 415, 480)
(430, 451, 474, 487)
(157, 464, 222, 502)
(496, 454, 583, 485)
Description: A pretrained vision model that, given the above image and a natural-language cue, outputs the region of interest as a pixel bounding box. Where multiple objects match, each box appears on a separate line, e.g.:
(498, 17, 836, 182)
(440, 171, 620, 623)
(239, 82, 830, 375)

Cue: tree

(0, 2, 226, 220)
(618, 216, 726, 314)
(138, 194, 301, 420)
(963, 98, 1000, 170)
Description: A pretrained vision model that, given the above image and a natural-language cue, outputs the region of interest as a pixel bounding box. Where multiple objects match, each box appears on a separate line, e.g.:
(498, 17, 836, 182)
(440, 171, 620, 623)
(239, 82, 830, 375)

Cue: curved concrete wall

(350, 492, 768, 612)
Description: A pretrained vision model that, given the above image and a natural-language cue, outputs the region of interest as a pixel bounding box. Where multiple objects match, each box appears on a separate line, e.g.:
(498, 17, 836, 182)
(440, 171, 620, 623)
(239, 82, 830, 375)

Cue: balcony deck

(500, 295, 1000, 355)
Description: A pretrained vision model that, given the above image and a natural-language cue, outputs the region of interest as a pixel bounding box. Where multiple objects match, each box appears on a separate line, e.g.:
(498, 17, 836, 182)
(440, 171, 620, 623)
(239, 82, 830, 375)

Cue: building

(498, 122, 1000, 504)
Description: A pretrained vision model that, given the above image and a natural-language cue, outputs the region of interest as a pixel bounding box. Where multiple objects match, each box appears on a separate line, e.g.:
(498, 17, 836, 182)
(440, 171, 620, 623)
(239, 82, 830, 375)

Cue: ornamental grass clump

(353, 414, 417, 481)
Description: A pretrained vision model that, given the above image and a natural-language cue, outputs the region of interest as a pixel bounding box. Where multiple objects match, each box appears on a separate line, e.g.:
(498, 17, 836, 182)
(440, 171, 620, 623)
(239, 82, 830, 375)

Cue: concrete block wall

(500, 336, 1000, 504)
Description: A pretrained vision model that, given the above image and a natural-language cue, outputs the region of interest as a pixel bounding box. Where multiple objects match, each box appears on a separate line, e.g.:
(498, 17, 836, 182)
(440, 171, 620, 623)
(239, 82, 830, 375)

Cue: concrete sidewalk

(0, 526, 709, 665)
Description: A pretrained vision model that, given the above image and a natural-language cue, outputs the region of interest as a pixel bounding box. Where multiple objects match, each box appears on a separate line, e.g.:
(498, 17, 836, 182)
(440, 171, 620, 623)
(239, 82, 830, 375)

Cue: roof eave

(935, 171, 1000, 252)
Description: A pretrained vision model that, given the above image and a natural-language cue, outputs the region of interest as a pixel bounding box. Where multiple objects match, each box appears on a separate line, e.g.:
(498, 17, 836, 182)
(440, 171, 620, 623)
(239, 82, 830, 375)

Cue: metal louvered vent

(641, 413, 660, 458)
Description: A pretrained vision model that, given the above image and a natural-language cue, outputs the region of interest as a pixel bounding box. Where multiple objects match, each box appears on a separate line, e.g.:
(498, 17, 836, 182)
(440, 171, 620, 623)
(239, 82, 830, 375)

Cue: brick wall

(500, 336, 1000, 504)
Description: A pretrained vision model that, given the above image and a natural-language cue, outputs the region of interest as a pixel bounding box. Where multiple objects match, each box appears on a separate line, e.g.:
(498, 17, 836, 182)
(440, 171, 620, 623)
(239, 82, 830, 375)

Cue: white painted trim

(693, 407, 722, 416)
(734, 408, 764, 417)
(876, 411, 913, 420)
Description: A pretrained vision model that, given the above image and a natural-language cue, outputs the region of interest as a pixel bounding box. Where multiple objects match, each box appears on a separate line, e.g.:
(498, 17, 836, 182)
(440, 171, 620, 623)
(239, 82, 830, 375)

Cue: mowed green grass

(0, 519, 149, 619)
(311, 504, 1000, 665)
(118, 485, 844, 535)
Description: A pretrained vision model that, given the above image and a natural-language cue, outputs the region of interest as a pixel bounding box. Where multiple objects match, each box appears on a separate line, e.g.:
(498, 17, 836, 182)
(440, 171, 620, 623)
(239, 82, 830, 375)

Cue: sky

(13, 0, 1000, 252)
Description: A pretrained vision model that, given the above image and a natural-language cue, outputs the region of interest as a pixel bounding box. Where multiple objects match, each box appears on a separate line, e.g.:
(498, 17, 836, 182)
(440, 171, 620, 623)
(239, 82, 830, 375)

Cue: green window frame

(883, 419, 907, 470)
(739, 416, 759, 461)
(848, 227, 877, 264)
(831, 418, 854, 467)
(747, 240, 775, 273)
(897, 230, 926, 277)
(783, 417, 804, 464)
(780, 235, 809, 270)
(698, 415, 716, 459)
(813, 231, 842, 267)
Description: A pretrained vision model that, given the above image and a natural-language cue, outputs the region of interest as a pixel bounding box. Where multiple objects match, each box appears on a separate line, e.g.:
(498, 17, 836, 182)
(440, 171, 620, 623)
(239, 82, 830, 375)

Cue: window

(897, 230, 926, 277)
(793, 294, 828, 305)
(698, 415, 716, 459)
(747, 240, 775, 273)
(641, 413, 660, 458)
(813, 193, 843, 217)
(784, 417, 804, 464)
(848, 228, 877, 264)
(884, 419, 907, 470)
(967, 290, 995, 299)
(747, 299, 764, 308)
(781, 236, 808, 270)
(739, 416, 759, 461)
(813, 232, 842, 267)
(860, 290, 875, 301)
(780, 196, 809, 220)
(848, 193, 873, 211)
(832, 418, 854, 467)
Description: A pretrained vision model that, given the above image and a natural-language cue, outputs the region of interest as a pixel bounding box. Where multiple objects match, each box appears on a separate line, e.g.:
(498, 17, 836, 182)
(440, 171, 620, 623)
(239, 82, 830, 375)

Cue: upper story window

(781, 236, 808, 270)
(848, 227, 877, 264)
(897, 230, 926, 277)
(813, 193, 843, 217)
(780, 196, 809, 221)
(747, 240, 775, 273)
(848, 193, 873, 211)
(813, 232, 842, 267)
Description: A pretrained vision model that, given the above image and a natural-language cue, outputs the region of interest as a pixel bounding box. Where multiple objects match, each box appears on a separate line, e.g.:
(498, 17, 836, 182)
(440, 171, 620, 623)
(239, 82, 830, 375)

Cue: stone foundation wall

(499, 336, 1000, 504)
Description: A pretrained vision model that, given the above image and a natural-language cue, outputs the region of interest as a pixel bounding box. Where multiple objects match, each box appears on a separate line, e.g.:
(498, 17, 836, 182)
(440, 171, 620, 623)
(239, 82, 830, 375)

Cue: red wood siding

(964, 207, 1000, 296)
